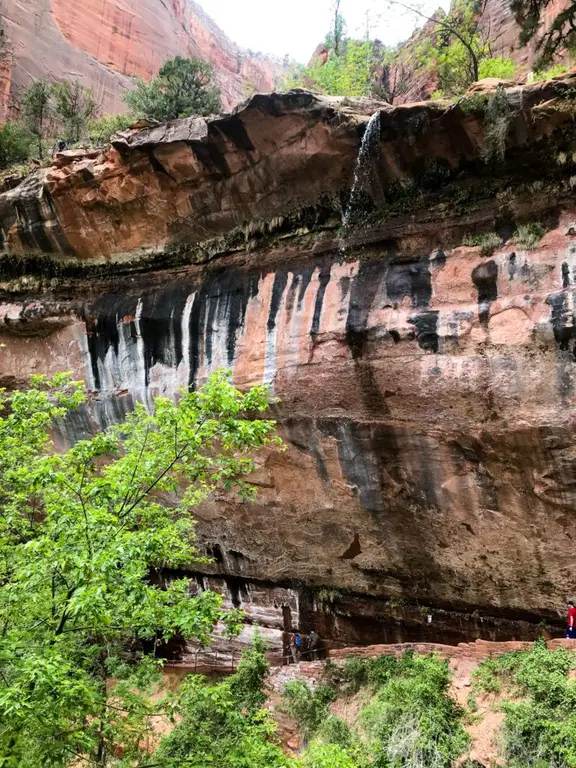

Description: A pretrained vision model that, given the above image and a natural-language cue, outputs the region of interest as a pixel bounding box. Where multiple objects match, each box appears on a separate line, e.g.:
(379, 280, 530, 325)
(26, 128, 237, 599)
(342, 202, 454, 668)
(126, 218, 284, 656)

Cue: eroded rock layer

(1, 82, 576, 644)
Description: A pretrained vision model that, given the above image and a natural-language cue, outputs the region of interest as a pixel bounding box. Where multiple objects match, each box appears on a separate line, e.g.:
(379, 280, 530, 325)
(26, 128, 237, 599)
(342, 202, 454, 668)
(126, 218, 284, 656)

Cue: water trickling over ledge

(342, 110, 384, 234)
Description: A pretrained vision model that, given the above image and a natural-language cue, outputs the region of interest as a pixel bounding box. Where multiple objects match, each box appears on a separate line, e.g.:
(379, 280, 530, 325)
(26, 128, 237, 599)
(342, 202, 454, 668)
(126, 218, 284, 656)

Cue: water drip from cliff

(342, 111, 383, 237)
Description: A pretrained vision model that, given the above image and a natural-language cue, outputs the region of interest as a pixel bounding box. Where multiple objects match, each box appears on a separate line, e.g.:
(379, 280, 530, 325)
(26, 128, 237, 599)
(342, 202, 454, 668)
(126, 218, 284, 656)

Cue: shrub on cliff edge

(156, 633, 292, 768)
(360, 653, 469, 768)
(88, 113, 137, 145)
(124, 56, 221, 122)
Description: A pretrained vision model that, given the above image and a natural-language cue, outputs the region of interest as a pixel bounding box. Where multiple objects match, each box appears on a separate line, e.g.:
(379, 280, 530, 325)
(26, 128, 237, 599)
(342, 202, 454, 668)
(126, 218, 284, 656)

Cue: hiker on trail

(567, 600, 576, 639)
(289, 632, 298, 664)
(52, 140, 68, 156)
(308, 630, 319, 660)
(294, 631, 302, 661)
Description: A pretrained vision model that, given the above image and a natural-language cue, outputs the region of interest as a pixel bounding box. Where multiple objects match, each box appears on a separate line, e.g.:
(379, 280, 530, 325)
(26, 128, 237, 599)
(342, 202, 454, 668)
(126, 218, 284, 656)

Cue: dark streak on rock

(267, 270, 288, 332)
(310, 264, 331, 337)
(562, 262, 570, 288)
(472, 260, 498, 325)
(285, 273, 299, 321)
(212, 116, 255, 152)
(386, 259, 432, 309)
(408, 311, 439, 353)
(189, 141, 230, 177)
(546, 291, 575, 351)
(84, 294, 138, 390)
(297, 266, 315, 310)
(140, 285, 189, 384)
(346, 259, 389, 415)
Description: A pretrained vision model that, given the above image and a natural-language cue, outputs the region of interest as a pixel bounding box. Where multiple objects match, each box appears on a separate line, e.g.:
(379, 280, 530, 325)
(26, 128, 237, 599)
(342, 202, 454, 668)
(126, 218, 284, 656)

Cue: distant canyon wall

(480, 0, 572, 68)
(0, 0, 284, 119)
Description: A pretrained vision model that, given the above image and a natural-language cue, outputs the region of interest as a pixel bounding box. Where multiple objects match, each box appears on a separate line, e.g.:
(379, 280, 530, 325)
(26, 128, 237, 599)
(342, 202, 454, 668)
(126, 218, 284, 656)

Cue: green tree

(0, 370, 279, 766)
(281, 681, 337, 740)
(474, 639, 576, 768)
(124, 56, 221, 122)
(477, 55, 518, 79)
(510, 0, 576, 68)
(327, 0, 346, 56)
(390, 0, 491, 97)
(53, 79, 98, 143)
(301, 743, 360, 768)
(360, 653, 469, 767)
(156, 634, 292, 768)
(20, 80, 53, 159)
(283, 3, 379, 99)
(292, 39, 376, 98)
(0, 122, 32, 170)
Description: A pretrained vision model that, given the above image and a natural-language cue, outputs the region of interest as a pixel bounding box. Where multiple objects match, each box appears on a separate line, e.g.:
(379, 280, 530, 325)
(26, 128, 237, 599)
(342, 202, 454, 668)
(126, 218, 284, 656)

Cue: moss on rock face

(482, 86, 515, 163)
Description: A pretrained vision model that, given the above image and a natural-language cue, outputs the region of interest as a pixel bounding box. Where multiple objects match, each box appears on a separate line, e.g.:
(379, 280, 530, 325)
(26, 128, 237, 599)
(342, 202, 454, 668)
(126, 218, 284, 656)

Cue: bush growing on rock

(474, 639, 576, 768)
(301, 742, 361, 768)
(0, 122, 32, 169)
(478, 56, 518, 80)
(285, 652, 469, 768)
(157, 633, 292, 768)
(463, 231, 504, 256)
(88, 113, 138, 145)
(513, 222, 545, 249)
(360, 653, 469, 768)
(282, 680, 337, 740)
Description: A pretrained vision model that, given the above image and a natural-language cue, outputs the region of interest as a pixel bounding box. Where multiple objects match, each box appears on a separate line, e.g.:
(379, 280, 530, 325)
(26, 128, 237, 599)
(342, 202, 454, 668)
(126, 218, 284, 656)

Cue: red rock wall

(479, 0, 572, 70)
(0, 0, 284, 116)
(389, 0, 573, 104)
(0, 50, 12, 122)
(1, 85, 576, 645)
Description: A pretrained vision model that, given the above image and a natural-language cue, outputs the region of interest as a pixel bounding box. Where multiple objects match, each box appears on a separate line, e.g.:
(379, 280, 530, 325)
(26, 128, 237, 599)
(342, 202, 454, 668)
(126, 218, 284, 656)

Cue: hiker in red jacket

(566, 600, 576, 639)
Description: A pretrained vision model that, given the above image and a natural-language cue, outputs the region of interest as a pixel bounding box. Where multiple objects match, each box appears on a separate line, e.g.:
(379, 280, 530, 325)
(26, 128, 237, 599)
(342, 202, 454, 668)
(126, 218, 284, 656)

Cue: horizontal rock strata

(1, 82, 576, 644)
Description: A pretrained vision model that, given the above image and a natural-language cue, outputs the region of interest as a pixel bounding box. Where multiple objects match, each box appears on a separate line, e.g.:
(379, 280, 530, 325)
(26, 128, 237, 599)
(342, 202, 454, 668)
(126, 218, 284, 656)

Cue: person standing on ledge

(294, 631, 302, 661)
(288, 632, 298, 664)
(308, 630, 319, 660)
(566, 600, 576, 639)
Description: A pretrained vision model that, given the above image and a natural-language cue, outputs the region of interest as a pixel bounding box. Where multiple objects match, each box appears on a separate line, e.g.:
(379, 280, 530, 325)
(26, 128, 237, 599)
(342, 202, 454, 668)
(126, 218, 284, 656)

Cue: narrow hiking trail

(264, 638, 576, 764)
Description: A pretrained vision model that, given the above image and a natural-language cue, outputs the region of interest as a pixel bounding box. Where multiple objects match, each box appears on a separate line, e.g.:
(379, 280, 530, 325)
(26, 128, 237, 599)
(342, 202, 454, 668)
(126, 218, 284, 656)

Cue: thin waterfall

(342, 111, 383, 235)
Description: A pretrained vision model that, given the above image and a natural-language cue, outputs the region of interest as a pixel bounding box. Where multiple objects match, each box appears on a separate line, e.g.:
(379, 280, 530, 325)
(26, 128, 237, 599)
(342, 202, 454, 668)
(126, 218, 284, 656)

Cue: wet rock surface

(2, 84, 576, 645)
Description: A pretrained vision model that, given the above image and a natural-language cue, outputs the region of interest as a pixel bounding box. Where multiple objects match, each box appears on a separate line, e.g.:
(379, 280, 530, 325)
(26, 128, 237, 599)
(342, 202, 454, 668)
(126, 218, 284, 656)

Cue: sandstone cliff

(369, 0, 572, 105)
(0, 0, 284, 118)
(1, 79, 576, 648)
(480, 0, 572, 68)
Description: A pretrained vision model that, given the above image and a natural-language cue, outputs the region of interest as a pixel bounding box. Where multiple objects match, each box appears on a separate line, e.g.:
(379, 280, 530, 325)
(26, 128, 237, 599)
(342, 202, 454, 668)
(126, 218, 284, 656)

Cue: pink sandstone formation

(480, 0, 572, 68)
(1, 78, 576, 648)
(0, 0, 284, 117)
